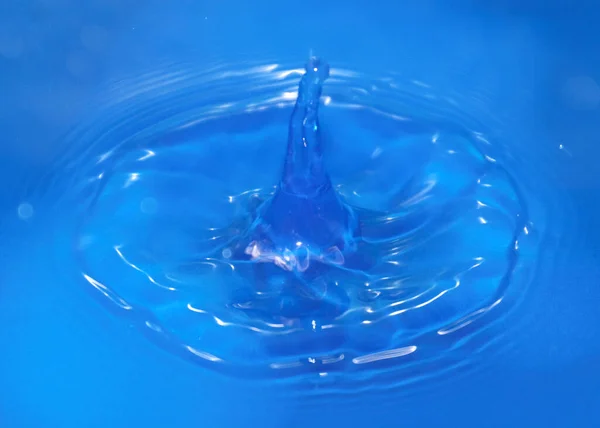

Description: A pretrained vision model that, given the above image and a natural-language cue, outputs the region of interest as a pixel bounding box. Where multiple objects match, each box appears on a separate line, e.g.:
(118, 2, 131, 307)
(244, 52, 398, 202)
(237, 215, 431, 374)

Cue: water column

(246, 57, 358, 274)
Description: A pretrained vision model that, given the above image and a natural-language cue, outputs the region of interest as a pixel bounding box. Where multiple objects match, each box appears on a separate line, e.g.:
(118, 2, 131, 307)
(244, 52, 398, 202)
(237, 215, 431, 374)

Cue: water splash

(282, 57, 331, 197)
(237, 57, 358, 266)
(58, 58, 543, 395)
(219, 58, 361, 320)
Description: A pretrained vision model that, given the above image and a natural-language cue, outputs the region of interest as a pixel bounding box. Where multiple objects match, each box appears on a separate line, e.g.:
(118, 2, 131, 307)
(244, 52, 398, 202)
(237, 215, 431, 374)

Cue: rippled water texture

(49, 60, 546, 395)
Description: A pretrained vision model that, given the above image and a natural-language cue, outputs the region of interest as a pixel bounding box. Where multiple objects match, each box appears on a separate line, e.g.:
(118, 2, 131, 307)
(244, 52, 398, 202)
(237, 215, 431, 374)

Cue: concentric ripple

(56, 60, 542, 394)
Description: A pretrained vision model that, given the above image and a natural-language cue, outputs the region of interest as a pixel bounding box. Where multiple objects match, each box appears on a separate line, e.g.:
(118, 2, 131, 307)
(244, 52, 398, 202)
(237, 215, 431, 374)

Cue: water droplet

(558, 143, 572, 156)
(17, 203, 33, 220)
(371, 147, 383, 159)
(222, 248, 232, 259)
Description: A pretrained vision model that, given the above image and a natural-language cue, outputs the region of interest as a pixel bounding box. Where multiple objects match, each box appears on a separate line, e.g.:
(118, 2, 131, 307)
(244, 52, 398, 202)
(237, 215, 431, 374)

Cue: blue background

(1, 1, 599, 427)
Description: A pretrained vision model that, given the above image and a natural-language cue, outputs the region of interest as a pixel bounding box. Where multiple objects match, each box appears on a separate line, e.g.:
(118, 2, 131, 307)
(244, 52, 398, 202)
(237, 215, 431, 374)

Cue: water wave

(48, 60, 546, 395)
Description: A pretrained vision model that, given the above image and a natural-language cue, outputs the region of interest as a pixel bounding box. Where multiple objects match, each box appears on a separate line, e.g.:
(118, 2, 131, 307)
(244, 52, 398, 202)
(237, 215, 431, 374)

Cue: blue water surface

(1, 1, 600, 427)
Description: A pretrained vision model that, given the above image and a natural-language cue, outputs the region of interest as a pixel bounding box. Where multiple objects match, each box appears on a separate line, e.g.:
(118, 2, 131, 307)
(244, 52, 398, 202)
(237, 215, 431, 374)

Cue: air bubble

(17, 203, 33, 220)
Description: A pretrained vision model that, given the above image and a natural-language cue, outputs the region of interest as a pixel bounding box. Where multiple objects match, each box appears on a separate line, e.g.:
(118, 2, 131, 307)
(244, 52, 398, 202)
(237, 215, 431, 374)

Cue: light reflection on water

(23, 60, 560, 398)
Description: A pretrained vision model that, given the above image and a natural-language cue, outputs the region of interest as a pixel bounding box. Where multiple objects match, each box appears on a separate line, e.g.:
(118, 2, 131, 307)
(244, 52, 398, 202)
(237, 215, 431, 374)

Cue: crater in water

(56, 59, 541, 395)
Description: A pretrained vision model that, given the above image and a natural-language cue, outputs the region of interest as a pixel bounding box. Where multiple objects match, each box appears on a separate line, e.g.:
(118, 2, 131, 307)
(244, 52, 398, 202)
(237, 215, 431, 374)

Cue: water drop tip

(305, 57, 330, 80)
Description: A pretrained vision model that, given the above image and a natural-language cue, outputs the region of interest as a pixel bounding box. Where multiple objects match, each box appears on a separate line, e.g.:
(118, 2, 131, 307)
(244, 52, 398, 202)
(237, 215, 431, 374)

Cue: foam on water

(43, 59, 548, 396)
